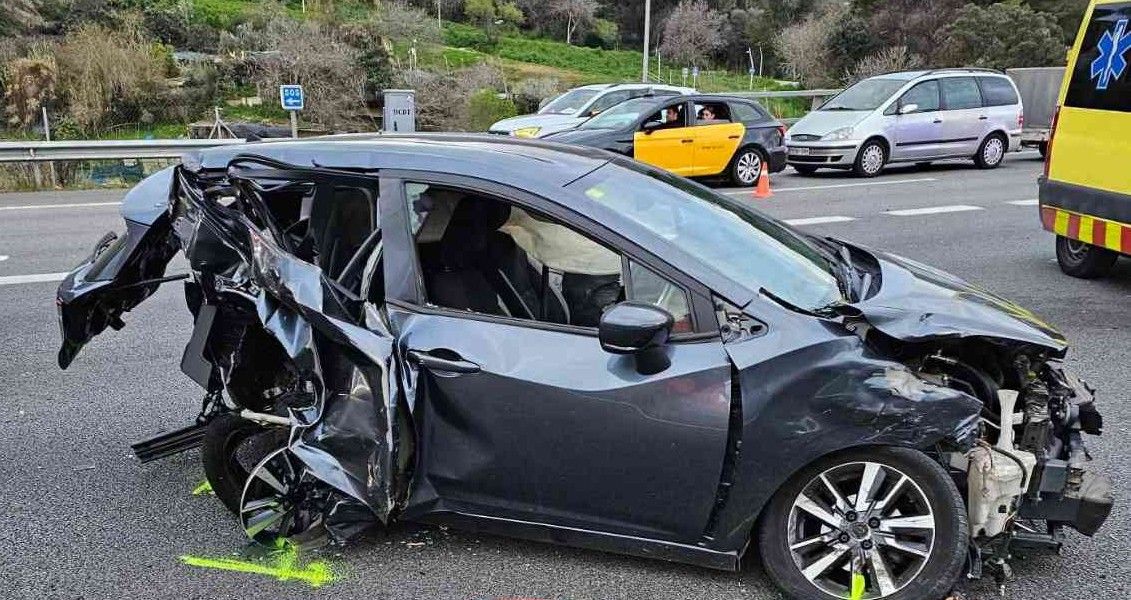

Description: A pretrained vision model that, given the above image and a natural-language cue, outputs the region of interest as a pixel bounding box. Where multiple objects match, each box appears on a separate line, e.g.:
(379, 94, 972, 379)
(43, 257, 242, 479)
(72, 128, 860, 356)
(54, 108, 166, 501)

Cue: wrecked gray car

(56, 135, 1110, 599)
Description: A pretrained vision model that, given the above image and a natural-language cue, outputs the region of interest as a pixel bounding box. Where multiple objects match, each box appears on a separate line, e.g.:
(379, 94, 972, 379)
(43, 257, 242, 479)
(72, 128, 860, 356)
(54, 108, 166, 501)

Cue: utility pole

(746, 47, 754, 90)
(437, 0, 442, 30)
(641, 0, 651, 83)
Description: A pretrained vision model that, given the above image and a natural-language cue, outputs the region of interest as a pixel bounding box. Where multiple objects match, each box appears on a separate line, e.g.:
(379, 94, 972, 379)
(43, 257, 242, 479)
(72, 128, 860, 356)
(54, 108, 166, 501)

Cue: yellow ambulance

(1040, 0, 1131, 278)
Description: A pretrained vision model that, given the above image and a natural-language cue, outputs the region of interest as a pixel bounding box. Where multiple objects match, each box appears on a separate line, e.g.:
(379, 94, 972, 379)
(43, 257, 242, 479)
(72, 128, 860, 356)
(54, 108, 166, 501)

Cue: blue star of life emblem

(1091, 18, 1131, 90)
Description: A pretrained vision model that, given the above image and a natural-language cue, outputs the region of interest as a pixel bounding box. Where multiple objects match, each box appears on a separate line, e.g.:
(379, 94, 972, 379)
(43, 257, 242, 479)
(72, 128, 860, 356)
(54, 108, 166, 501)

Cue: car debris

(56, 134, 1111, 600)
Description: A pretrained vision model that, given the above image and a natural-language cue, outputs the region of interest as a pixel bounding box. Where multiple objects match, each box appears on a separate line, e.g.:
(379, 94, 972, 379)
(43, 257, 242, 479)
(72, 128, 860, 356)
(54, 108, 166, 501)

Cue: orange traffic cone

(753, 164, 773, 199)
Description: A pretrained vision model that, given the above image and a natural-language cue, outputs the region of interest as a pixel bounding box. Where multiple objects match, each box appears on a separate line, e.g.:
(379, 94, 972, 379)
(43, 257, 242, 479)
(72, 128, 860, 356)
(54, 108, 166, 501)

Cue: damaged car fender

(709, 306, 982, 552)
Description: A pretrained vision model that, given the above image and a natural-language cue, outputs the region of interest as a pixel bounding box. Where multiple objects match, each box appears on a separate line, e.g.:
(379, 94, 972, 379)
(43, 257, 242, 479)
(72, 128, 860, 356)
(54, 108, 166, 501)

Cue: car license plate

(792, 147, 811, 156)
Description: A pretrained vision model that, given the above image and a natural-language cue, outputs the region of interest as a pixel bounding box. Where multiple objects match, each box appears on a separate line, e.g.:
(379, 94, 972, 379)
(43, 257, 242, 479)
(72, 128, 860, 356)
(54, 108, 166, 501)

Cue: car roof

(186, 133, 615, 194)
(871, 68, 1009, 82)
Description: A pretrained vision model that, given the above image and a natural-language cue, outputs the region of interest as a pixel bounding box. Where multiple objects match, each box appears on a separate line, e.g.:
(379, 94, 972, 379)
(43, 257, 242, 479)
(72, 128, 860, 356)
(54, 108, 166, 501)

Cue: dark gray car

(55, 135, 1109, 600)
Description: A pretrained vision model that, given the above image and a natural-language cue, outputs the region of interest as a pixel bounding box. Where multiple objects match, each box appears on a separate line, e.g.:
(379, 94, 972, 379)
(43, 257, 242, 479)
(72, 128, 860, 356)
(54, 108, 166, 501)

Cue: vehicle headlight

(512, 127, 541, 138)
(822, 127, 855, 141)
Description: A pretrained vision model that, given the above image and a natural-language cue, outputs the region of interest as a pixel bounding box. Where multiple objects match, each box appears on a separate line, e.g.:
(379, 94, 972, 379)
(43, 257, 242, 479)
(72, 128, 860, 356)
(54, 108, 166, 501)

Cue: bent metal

(55, 134, 1112, 600)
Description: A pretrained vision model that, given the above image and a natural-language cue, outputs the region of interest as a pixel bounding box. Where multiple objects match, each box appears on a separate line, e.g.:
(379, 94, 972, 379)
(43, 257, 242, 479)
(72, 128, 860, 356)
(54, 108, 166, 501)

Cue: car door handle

(933, 119, 943, 124)
(727, 135, 741, 140)
(407, 350, 481, 374)
(681, 139, 694, 144)
(978, 116, 988, 120)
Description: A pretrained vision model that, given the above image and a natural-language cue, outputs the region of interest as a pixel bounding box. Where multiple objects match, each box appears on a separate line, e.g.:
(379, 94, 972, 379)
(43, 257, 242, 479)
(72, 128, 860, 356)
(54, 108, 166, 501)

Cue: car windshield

(540, 89, 600, 115)
(580, 97, 655, 129)
(822, 78, 906, 111)
(569, 163, 843, 311)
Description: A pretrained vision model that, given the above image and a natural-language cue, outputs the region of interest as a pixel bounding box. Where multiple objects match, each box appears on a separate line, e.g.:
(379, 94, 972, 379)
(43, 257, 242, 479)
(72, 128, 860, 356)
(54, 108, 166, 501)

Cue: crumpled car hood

(852, 251, 1067, 353)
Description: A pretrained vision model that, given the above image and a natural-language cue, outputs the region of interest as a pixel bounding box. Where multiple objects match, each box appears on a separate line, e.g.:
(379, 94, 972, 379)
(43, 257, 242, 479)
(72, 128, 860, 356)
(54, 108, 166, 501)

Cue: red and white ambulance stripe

(1041, 206, 1131, 255)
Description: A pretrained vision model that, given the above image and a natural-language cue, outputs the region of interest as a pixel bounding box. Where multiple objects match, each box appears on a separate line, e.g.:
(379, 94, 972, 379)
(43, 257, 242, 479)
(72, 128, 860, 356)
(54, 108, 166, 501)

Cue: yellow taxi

(543, 94, 788, 186)
(1040, 0, 1131, 278)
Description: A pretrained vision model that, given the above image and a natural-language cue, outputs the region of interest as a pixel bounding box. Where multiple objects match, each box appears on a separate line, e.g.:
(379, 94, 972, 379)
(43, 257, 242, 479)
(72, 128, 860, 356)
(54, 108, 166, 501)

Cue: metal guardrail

(0, 139, 247, 163)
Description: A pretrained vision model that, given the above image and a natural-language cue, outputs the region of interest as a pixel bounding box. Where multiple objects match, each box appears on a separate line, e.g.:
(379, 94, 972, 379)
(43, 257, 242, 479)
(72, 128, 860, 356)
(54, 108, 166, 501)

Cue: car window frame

(692, 101, 732, 125)
(940, 76, 985, 111)
(377, 169, 719, 341)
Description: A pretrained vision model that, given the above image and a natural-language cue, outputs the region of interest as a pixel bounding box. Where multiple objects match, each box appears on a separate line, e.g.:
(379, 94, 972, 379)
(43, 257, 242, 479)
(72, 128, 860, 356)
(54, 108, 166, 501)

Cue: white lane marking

(726, 177, 938, 195)
(885, 205, 983, 217)
(0, 201, 120, 211)
(784, 216, 857, 226)
(0, 255, 8, 262)
(0, 272, 69, 286)
(1007, 199, 1039, 206)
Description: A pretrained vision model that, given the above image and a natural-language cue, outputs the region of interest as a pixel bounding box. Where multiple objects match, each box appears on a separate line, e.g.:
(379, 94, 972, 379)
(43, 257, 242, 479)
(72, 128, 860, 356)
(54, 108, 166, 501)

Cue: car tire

(853, 140, 887, 177)
(1056, 235, 1118, 279)
(792, 164, 820, 176)
(757, 446, 968, 600)
(974, 134, 1007, 169)
(202, 413, 286, 514)
(730, 147, 767, 187)
(1038, 142, 1048, 158)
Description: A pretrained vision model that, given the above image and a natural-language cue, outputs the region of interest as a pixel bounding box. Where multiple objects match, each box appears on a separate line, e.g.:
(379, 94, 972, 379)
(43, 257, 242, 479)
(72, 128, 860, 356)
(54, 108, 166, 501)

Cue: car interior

(407, 183, 693, 331)
(694, 102, 732, 124)
(643, 102, 688, 130)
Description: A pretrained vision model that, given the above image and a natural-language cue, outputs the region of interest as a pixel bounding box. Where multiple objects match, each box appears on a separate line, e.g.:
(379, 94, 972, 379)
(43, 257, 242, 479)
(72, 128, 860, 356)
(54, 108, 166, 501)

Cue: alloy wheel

(1064, 238, 1090, 260)
(239, 447, 323, 544)
(786, 461, 936, 599)
(736, 151, 763, 185)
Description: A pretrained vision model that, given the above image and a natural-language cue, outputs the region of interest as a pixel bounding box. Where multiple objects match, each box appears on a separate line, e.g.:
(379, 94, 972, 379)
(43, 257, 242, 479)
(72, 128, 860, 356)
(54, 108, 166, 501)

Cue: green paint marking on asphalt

(191, 480, 213, 496)
(849, 572, 866, 600)
(179, 540, 337, 588)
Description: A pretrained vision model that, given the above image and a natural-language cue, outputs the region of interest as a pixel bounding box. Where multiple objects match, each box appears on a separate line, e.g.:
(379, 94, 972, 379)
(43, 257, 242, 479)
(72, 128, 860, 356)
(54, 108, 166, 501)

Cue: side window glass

(941, 77, 983, 110)
(730, 102, 761, 123)
(899, 81, 941, 112)
(627, 260, 692, 333)
(587, 91, 631, 116)
(977, 77, 1019, 107)
(407, 183, 624, 328)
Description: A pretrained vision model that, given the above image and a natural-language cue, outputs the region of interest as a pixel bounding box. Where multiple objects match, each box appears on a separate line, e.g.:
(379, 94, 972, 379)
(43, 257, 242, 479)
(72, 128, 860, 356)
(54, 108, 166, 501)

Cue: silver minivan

(786, 69, 1024, 177)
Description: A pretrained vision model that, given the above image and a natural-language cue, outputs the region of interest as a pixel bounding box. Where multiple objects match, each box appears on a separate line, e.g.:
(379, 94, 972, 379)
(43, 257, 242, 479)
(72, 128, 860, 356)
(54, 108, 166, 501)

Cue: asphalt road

(2, 153, 1128, 599)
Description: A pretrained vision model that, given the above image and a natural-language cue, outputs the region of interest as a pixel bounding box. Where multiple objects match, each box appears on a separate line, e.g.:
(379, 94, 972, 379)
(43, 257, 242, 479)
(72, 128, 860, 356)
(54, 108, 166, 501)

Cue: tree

(1026, 0, 1089, 44)
(776, 4, 845, 86)
(852, 0, 969, 65)
(464, 0, 524, 33)
(589, 18, 619, 49)
(941, 2, 1067, 70)
(658, 0, 726, 68)
(550, 0, 598, 45)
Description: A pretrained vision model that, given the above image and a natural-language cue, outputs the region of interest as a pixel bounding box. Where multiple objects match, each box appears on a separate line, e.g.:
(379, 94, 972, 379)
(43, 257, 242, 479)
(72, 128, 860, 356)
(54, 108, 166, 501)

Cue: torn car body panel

(54, 135, 1110, 595)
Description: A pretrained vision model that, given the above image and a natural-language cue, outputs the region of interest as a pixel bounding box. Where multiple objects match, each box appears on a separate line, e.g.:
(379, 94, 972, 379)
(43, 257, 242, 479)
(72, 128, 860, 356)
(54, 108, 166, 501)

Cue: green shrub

(443, 22, 497, 52)
(466, 88, 515, 131)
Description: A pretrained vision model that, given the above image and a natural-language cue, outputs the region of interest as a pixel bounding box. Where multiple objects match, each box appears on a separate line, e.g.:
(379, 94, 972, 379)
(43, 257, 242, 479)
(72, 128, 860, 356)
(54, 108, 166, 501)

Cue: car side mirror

(898, 103, 919, 115)
(642, 121, 662, 135)
(599, 301, 673, 375)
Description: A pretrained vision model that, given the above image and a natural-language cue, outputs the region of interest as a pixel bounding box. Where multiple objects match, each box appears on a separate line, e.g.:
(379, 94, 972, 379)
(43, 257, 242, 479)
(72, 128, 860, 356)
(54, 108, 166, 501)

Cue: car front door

(940, 76, 987, 156)
(379, 172, 734, 544)
(890, 80, 945, 161)
(633, 101, 696, 176)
